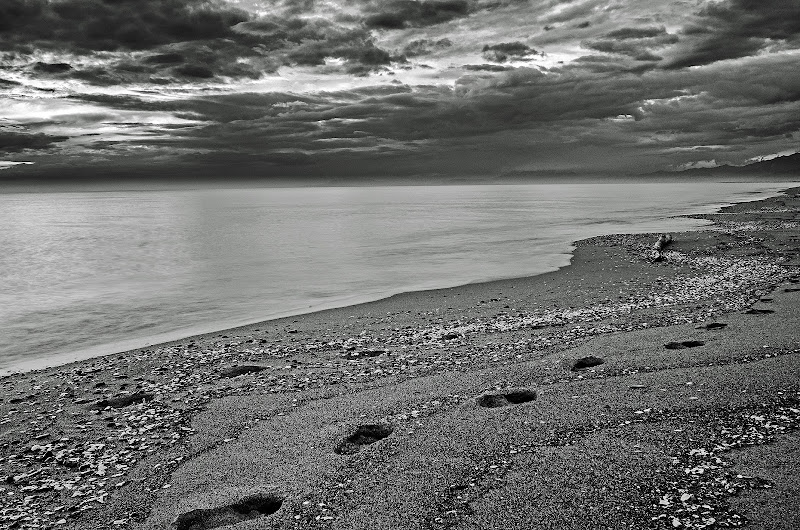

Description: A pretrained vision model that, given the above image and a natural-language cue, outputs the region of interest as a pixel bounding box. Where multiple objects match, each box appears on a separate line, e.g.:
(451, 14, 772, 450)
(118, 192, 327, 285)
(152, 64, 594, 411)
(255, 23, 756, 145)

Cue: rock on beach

(1, 186, 799, 530)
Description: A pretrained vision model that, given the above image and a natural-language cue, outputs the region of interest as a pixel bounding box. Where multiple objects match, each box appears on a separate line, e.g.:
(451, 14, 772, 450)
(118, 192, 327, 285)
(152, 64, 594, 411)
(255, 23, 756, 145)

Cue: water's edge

(2, 184, 795, 376)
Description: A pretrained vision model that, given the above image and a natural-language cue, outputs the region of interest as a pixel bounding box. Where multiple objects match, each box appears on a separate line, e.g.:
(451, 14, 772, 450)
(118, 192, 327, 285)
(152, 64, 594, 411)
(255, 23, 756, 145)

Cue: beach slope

(1, 187, 799, 530)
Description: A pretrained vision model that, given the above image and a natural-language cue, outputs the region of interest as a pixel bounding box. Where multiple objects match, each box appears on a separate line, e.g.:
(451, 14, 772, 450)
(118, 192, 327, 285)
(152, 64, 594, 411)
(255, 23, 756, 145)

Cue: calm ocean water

(0, 181, 792, 374)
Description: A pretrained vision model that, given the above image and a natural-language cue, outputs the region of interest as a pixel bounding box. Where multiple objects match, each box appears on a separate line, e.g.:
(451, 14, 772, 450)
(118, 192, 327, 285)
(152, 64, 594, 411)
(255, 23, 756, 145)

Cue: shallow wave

(0, 181, 792, 373)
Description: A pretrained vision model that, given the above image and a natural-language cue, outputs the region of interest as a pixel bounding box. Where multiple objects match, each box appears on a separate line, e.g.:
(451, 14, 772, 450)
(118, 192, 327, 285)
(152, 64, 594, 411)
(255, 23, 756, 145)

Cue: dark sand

(1, 187, 799, 530)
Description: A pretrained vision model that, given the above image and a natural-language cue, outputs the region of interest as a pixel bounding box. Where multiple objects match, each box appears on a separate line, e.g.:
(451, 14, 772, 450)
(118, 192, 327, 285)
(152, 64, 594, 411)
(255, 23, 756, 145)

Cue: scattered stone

(651, 392, 800, 530)
(571, 356, 605, 371)
(1, 192, 796, 529)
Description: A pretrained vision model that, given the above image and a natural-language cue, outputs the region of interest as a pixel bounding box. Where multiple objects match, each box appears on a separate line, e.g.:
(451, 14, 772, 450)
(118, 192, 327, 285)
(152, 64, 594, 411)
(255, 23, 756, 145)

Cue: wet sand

(1, 186, 799, 530)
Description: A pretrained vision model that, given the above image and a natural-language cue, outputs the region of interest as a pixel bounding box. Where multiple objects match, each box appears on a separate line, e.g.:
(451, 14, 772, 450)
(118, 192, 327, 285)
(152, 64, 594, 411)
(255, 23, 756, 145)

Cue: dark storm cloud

(402, 38, 453, 57)
(6, 0, 799, 180)
(571, 54, 654, 74)
(0, 130, 67, 153)
(169, 69, 642, 154)
(232, 16, 350, 46)
(447, 67, 655, 126)
(10, 53, 800, 180)
(69, 91, 326, 125)
(666, 0, 800, 68)
(143, 53, 187, 65)
(173, 64, 215, 78)
(540, 0, 601, 24)
(33, 62, 73, 73)
(148, 51, 800, 173)
(0, 1, 402, 84)
(19, 47, 275, 86)
(288, 32, 395, 70)
(0, 0, 249, 52)
(237, 18, 398, 74)
(463, 64, 515, 72)
(482, 42, 539, 62)
(364, 0, 471, 29)
(70, 67, 127, 86)
(583, 27, 678, 61)
(605, 27, 668, 40)
(13, 34, 798, 178)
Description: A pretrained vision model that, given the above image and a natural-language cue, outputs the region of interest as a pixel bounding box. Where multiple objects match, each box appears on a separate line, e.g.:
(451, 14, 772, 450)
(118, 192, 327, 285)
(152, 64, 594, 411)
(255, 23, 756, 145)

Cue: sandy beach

(2, 186, 799, 530)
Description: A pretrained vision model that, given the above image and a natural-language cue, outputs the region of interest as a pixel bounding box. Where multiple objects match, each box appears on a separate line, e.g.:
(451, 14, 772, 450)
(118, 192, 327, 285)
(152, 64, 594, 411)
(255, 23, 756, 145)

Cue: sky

(1, 0, 799, 184)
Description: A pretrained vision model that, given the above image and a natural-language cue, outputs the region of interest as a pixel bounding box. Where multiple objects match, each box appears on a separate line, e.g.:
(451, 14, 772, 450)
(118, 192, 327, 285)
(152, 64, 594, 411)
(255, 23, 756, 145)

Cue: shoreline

(1, 185, 799, 530)
(2, 182, 795, 377)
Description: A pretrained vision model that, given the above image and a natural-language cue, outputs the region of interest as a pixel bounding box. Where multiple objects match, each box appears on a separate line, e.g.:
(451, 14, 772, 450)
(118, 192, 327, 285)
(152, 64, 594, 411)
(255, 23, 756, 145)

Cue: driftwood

(651, 233, 672, 262)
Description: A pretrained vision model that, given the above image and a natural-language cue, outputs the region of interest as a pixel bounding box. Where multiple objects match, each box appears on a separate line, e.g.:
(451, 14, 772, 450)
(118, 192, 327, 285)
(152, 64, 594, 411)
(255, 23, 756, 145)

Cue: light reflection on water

(0, 181, 792, 373)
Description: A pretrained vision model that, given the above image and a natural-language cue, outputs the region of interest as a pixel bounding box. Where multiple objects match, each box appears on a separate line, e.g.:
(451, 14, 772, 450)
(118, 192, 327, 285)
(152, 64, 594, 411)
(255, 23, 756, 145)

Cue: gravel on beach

(1, 187, 799, 530)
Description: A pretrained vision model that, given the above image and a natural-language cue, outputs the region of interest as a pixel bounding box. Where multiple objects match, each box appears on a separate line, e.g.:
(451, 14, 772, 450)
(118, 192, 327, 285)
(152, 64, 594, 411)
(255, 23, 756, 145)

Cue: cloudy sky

(1, 0, 798, 183)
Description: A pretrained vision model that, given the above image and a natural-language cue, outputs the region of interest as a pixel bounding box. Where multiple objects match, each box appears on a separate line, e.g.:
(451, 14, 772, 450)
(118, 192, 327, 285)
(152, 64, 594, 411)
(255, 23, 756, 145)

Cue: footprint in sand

(570, 356, 604, 371)
(475, 388, 537, 408)
(664, 340, 705, 350)
(219, 365, 266, 378)
(697, 322, 727, 330)
(335, 424, 394, 455)
(90, 392, 153, 410)
(744, 308, 775, 315)
(341, 349, 386, 359)
(173, 494, 283, 530)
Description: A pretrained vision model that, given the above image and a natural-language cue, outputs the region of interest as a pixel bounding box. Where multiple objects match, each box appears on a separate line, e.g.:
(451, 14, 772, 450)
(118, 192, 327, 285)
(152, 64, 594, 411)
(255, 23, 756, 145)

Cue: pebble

(0, 219, 794, 529)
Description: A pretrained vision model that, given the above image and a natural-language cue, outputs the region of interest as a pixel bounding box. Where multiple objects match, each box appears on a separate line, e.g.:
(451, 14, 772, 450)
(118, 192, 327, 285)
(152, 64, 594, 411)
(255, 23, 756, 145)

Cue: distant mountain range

(670, 152, 800, 177)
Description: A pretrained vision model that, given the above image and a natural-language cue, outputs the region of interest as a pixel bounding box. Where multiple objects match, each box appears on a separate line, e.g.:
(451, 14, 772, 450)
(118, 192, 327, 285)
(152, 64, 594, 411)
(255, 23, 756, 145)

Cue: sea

(0, 181, 794, 374)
